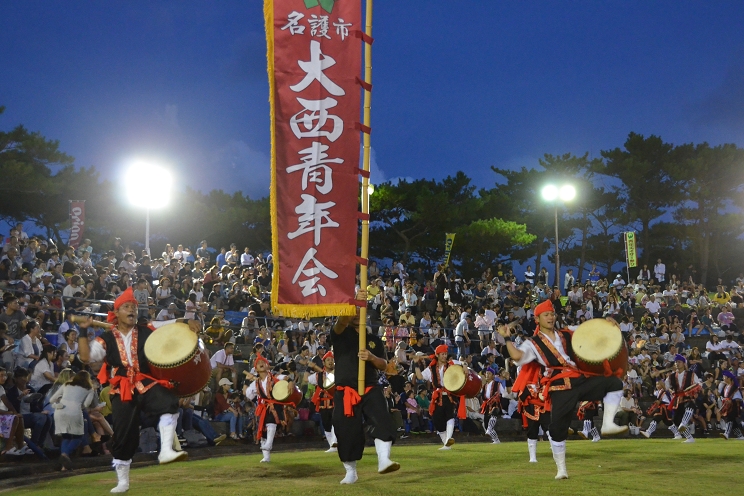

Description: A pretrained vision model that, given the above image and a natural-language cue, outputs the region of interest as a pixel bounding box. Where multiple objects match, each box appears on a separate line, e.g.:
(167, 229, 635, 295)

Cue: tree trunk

(641, 218, 651, 266)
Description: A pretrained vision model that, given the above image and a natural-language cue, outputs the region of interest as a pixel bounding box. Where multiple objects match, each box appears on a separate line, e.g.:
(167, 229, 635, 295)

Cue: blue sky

(2, 1, 744, 200)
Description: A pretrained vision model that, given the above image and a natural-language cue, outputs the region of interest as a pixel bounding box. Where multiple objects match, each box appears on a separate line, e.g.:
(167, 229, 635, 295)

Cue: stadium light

(541, 183, 576, 293)
(126, 161, 172, 257)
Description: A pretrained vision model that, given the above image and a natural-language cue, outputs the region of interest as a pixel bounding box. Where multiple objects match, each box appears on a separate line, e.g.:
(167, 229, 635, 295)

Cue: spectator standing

(49, 370, 97, 470)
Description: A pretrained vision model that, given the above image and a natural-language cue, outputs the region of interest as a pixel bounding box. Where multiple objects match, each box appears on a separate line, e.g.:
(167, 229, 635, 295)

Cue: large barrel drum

(144, 323, 212, 397)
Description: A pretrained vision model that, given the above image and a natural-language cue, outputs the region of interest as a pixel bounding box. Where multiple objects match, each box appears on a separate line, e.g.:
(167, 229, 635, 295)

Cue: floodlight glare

(559, 184, 576, 202)
(367, 183, 375, 196)
(541, 184, 558, 201)
(126, 161, 172, 209)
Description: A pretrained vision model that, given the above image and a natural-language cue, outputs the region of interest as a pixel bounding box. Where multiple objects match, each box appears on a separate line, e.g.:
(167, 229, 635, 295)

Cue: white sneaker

(673, 435, 683, 440)
(640, 431, 651, 439)
(491, 440, 501, 444)
(325, 447, 338, 453)
(683, 438, 695, 443)
(592, 437, 600, 443)
(578, 430, 589, 440)
(5, 447, 23, 456)
(438, 446, 452, 450)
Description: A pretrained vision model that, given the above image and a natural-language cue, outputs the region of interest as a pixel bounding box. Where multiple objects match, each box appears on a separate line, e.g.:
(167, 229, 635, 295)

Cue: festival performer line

(308, 350, 338, 452)
(497, 300, 627, 480)
(666, 354, 702, 443)
(480, 367, 503, 444)
(332, 290, 399, 485)
(244, 354, 290, 463)
(719, 370, 744, 440)
(641, 380, 673, 439)
(415, 344, 463, 450)
(77, 288, 190, 493)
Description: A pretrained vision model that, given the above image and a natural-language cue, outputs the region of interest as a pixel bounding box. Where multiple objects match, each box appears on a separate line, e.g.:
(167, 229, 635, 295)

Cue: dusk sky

(2, 1, 744, 200)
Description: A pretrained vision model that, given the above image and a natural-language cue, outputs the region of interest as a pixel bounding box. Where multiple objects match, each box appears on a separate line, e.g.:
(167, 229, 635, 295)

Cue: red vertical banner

(69, 200, 86, 249)
(265, 0, 361, 317)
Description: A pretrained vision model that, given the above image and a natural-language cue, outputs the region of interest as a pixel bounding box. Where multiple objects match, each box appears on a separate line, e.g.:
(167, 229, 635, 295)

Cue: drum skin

(572, 319, 628, 378)
(145, 323, 212, 398)
(443, 365, 483, 398)
(272, 380, 303, 408)
(322, 372, 336, 396)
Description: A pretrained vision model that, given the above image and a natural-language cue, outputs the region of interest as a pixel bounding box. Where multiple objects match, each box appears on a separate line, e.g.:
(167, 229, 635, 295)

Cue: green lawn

(10, 439, 740, 496)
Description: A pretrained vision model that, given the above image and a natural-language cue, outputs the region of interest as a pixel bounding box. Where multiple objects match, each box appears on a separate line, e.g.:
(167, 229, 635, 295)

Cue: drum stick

(70, 315, 114, 330)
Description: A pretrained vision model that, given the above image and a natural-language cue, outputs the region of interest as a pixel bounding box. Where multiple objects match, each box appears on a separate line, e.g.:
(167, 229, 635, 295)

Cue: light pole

(126, 161, 172, 257)
(541, 184, 576, 293)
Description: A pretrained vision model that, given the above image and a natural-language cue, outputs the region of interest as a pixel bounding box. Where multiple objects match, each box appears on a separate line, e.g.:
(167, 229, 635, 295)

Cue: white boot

(591, 427, 600, 442)
(600, 391, 628, 436)
(669, 425, 682, 440)
(550, 440, 568, 480)
(375, 438, 400, 474)
(579, 419, 591, 440)
(340, 461, 358, 484)
(437, 430, 451, 450)
(260, 424, 276, 463)
(641, 420, 656, 438)
(528, 439, 538, 463)
(330, 426, 338, 447)
(444, 418, 455, 446)
(325, 431, 337, 452)
(110, 459, 131, 493)
(158, 413, 188, 464)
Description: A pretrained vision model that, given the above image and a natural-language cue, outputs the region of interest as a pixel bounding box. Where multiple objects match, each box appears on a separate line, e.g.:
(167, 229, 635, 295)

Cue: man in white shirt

(645, 295, 661, 315)
(210, 342, 236, 385)
(654, 259, 666, 283)
(240, 248, 254, 268)
(454, 315, 472, 359)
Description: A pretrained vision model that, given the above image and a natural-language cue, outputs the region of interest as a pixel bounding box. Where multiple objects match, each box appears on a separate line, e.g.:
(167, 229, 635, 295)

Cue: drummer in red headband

(665, 354, 701, 443)
(331, 289, 399, 485)
(497, 299, 626, 480)
(244, 353, 289, 463)
(308, 350, 337, 452)
(414, 343, 461, 450)
(77, 287, 192, 493)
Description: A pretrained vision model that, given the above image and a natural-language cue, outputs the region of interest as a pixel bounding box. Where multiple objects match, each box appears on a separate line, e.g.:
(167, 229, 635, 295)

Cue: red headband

(255, 353, 270, 366)
(107, 287, 138, 323)
(322, 351, 334, 361)
(430, 344, 449, 367)
(534, 300, 554, 318)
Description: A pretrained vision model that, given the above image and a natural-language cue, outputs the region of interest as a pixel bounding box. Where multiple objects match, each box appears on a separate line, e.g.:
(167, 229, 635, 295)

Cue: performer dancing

(515, 373, 550, 463)
(308, 350, 337, 452)
(718, 371, 744, 440)
(415, 344, 462, 450)
(77, 288, 188, 493)
(245, 354, 289, 463)
(497, 300, 626, 479)
(332, 293, 399, 484)
(641, 380, 673, 438)
(666, 354, 701, 443)
(576, 401, 600, 442)
(481, 367, 503, 444)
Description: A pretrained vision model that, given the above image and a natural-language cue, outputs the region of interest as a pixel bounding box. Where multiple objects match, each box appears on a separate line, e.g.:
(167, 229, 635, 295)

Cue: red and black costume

(331, 326, 395, 463)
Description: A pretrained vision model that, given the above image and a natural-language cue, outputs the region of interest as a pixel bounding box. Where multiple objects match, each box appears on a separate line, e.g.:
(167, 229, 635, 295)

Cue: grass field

(10, 439, 740, 496)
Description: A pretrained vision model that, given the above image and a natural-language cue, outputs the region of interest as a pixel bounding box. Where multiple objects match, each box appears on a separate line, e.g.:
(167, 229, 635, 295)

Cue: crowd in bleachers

(1, 222, 743, 470)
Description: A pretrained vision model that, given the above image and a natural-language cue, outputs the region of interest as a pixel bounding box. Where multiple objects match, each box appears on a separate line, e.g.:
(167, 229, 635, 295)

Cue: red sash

(336, 386, 373, 417)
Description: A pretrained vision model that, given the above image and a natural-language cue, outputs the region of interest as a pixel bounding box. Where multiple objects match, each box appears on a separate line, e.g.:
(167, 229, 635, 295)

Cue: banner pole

(358, 0, 374, 396)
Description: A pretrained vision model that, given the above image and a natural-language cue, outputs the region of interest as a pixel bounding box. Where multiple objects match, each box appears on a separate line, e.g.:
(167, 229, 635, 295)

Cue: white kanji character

(290, 40, 344, 96)
(281, 11, 306, 35)
(292, 247, 339, 297)
(308, 14, 331, 39)
(290, 97, 343, 142)
(286, 142, 342, 195)
(287, 194, 339, 246)
(333, 18, 352, 41)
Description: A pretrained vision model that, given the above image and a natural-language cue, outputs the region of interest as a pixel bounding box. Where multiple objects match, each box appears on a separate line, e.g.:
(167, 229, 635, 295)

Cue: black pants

(548, 375, 622, 442)
(525, 408, 551, 440)
(259, 405, 285, 437)
(320, 407, 333, 432)
(432, 394, 456, 432)
(672, 401, 694, 425)
(332, 386, 395, 463)
(110, 384, 179, 461)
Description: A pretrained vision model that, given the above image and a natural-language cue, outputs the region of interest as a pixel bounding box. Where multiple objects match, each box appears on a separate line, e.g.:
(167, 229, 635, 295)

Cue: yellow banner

(625, 232, 637, 268)
(444, 233, 456, 267)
